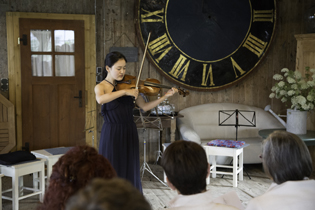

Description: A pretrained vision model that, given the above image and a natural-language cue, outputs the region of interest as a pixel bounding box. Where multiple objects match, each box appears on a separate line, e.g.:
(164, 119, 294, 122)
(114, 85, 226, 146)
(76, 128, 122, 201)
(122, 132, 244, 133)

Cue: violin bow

(136, 31, 152, 89)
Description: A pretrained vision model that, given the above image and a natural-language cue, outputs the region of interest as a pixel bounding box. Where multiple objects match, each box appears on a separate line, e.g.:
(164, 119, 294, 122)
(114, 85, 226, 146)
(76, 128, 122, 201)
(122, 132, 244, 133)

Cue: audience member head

(262, 130, 312, 184)
(161, 140, 209, 195)
(103, 51, 127, 79)
(37, 145, 117, 210)
(65, 177, 151, 210)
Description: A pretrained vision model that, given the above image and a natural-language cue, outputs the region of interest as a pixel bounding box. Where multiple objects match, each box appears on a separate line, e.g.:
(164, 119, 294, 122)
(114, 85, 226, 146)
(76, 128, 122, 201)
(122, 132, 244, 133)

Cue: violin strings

(143, 81, 172, 89)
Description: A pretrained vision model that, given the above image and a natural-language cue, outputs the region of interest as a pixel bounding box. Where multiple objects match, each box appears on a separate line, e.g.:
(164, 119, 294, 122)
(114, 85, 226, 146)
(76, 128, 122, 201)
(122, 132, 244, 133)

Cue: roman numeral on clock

(148, 33, 173, 63)
(201, 64, 215, 86)
(242, 33, 267, 57)
(169, 54, 190, 81)
(253, 9, 274, 22)
(230, 57, 246, 78)
(141, 8, 164, 23)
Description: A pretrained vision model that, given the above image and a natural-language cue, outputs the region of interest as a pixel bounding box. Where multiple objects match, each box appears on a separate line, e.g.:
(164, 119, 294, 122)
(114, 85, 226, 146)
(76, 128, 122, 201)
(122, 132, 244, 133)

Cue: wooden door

(20, 18, 85, 150)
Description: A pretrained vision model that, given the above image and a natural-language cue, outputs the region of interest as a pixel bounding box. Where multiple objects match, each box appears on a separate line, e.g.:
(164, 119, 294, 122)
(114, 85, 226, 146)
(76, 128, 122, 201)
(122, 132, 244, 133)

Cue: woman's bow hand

(164, 87, 178, 98)
(125, 89, 139, 99)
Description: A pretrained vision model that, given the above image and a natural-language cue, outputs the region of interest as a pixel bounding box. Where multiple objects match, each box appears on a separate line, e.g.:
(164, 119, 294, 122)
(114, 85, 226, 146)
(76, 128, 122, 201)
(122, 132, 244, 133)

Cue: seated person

(246, 130, 315, 210)
(161, 140, 243, 210)
(65, 177, 152, 210)
(37, 145, 117, 210)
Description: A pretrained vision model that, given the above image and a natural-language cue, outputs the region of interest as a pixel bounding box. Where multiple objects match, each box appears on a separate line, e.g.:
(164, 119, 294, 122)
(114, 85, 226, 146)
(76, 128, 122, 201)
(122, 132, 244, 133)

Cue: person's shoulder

(95, 81, 113, 93)
(166, 203, 239, 210)
(212, 191, 244, 210)
(213, 203, 240, 210)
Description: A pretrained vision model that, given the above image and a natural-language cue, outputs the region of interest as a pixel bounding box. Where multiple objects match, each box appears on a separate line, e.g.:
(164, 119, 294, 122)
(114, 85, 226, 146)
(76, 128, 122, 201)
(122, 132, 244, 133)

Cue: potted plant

(269, 67, 315, 134)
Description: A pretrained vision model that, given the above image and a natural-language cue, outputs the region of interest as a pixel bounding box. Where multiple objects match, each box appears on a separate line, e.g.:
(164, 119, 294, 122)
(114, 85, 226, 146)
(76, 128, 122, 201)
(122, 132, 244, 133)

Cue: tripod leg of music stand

(139, 127, 167, 186)
(154, 130, 163, 165)
(243, 167, 251, 179)
(144, 162, 167, 186)
(140, 162, 146, 178)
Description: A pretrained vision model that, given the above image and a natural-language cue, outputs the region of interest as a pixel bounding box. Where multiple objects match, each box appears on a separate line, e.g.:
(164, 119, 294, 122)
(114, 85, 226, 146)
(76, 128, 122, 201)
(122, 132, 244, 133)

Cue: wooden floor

(1, 163, 271, 210)
(141, 163, 271, 210)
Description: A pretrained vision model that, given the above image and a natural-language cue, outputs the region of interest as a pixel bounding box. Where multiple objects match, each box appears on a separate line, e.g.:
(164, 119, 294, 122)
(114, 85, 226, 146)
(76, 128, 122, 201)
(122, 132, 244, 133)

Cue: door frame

(6, 12, 97, 150)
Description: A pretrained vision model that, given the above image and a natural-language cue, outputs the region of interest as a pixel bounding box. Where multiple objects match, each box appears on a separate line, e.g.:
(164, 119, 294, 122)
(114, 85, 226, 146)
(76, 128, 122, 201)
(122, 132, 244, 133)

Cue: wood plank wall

(96, 0, 315, 162)
(1, 0, 315, 163)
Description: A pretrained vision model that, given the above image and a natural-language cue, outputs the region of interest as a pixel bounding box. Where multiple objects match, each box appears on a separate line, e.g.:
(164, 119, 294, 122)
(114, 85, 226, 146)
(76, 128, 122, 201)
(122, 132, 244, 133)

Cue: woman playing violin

(94, 51, 177, 192)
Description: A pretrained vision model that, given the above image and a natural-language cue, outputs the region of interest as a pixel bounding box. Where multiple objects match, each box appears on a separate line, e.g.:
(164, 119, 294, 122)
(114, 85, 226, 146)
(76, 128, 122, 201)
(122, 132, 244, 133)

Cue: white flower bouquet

(269, 67, 315, 111)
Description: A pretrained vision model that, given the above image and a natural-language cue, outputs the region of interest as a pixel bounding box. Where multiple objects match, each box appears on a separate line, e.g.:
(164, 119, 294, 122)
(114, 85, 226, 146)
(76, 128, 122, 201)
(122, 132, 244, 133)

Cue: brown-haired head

(161, 140, 208, 195)
(37, 145, 116, 210)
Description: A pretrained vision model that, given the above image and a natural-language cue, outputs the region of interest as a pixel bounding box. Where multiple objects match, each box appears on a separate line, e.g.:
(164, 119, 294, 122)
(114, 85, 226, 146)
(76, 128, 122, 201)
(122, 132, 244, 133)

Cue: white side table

(0, 159, 45, 210)
(31, 147, 72, 184)
(203, 144, 248, 187)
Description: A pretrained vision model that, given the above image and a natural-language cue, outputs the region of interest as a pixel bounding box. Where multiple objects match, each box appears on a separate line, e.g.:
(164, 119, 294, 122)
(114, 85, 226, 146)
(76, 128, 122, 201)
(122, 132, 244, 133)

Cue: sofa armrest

(178, 123, 201, 144)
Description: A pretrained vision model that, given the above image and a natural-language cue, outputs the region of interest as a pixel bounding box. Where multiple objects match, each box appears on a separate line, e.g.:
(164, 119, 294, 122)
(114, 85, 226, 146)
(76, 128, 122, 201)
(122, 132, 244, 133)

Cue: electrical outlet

(1, 78, 8, 91)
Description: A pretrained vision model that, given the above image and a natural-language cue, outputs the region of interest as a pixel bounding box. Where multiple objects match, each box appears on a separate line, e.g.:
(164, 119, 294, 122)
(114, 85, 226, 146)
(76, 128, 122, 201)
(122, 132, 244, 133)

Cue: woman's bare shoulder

(95, 81, 113, 94)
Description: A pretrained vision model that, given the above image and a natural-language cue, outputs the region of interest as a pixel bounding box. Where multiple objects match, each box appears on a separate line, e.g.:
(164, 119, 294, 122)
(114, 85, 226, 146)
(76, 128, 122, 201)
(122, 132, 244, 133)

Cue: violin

(116, 74, 189, 97)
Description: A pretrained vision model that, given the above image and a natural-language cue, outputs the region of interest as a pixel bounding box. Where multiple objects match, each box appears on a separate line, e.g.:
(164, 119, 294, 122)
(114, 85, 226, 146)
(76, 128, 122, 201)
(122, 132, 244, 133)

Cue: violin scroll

(177, 87, 189, 97)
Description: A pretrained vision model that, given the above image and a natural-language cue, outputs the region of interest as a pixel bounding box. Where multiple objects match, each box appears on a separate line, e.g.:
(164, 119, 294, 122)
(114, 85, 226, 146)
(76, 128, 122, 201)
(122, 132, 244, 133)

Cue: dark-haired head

(262, 130, 312, 184)
(102, 51, 127, 80)
(37, 145, 117, 210)
(161, 140, 209, 195)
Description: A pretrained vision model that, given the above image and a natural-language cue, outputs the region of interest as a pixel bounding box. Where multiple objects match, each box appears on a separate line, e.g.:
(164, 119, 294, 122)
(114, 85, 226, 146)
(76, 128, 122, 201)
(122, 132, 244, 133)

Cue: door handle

(74, 90, 82, 107)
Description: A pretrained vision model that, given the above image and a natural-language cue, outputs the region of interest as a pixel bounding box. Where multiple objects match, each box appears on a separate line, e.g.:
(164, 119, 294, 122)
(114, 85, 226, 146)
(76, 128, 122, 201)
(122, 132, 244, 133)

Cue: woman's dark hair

(262, 130, 312, 184)
(161, 140, 208, 195)
(65, 178, 151, 210)
(102, 51, 127, 79)
(37, 145, 117, 210)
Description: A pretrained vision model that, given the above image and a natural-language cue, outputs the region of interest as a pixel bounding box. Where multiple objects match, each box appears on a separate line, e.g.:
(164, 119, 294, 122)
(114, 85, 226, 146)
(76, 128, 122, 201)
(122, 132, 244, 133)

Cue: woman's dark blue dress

(99, 90, 142, 192)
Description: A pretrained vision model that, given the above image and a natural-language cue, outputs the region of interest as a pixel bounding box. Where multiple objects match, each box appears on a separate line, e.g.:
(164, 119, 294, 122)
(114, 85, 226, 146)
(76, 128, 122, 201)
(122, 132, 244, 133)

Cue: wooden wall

(1, 0, 315, 163)
(96, 0, 315, 162)
(96, 0, 315, 119)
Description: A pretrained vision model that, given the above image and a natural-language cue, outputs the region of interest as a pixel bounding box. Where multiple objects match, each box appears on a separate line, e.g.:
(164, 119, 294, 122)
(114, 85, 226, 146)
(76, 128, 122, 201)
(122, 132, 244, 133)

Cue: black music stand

(219, 109, 256, 140)
(218, 109, 256, 179)
(135, 106, 167, 186)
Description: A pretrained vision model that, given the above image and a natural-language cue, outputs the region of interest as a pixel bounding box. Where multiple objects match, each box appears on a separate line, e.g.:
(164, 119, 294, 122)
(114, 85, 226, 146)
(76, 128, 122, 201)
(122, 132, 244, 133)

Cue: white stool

(0, 159, 45, 210)
(31, 147, 71, 185)
(203, 144, 246, 187)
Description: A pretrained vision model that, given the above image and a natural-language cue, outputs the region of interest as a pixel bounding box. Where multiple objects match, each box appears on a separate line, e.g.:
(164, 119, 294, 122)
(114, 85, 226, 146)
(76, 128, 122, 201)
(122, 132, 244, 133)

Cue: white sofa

(177, 103, 285, 164)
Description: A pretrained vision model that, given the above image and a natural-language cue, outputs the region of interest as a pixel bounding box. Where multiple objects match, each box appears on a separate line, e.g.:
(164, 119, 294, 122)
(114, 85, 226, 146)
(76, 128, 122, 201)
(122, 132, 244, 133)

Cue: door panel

(20, 18, 85, 150)
(33, 85, 51, 149)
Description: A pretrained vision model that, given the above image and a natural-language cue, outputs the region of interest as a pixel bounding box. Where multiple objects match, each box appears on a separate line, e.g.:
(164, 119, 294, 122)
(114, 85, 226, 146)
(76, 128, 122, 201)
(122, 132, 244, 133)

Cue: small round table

(259, 129, 315, 146)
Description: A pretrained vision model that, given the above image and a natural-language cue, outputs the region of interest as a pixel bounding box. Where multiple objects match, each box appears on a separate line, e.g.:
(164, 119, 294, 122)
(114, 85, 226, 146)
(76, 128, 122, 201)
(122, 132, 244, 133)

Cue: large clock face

(135, 0, 276, 91)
